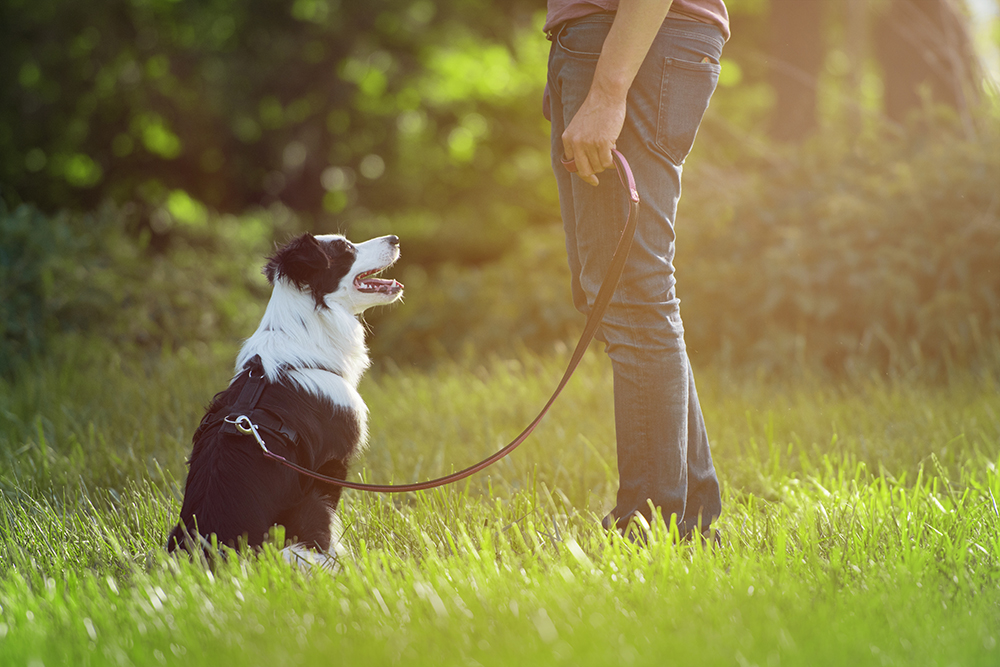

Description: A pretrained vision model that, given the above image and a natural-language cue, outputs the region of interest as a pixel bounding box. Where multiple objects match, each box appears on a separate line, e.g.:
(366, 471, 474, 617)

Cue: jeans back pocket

(655, 58, 721, 166)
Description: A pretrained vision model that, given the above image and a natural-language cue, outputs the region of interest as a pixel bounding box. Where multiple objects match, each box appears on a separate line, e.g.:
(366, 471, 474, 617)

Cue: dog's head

(264, 233, 403, 313)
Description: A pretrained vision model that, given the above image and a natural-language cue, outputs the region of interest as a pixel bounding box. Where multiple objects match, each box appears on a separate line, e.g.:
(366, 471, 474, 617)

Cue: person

(544, 0, 729, 541)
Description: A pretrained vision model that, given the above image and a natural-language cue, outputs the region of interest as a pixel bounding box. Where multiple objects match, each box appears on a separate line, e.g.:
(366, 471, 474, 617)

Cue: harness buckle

(224, 414, 272, 454)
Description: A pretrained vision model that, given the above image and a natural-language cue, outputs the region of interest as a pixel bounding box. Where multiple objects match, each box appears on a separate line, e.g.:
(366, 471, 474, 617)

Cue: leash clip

(225, 414, 272, 455)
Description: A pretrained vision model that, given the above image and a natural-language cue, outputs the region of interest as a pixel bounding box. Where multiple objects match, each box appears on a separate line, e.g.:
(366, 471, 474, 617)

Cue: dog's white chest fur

(236, 281, 371, 432)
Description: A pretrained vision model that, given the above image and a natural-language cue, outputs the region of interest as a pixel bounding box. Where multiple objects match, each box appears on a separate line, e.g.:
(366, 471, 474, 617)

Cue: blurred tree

(874, 0, 984, 131)
(766, 0, 825, 141)
(1, 0, 549, 262)
(764, 0, 986, 142)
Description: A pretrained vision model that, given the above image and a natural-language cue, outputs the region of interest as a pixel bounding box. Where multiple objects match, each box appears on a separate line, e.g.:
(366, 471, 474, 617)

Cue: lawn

(1, 341, 998, 665)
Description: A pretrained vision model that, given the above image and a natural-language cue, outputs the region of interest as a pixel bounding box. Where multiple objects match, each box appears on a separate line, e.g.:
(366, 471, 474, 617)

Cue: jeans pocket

(555, 18, 609, 60)
(654, 58, 721, 165)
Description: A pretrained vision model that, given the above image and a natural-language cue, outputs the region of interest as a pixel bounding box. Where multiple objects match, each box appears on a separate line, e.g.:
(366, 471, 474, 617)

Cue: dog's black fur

(166, 233, 401, 557)
(165, 370, 361, 553)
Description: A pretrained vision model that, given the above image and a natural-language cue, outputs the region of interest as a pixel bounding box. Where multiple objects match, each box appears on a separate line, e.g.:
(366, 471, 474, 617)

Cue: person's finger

(573, 151, 601, 187)
(589, 149, 609, 173)
(561, 156, 599, 186)
(561, 128, 607, 186)
(600, 144, 616, 170)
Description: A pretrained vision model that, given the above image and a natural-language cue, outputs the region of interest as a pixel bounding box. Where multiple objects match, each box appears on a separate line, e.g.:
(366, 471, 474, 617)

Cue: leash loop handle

(239, 151, 640, 493)
(560, 150, 638, 203)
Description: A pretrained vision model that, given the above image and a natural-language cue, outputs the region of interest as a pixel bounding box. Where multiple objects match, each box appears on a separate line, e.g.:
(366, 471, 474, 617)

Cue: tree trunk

(767, 0, 826, 142)
(874, 0, 982, 133)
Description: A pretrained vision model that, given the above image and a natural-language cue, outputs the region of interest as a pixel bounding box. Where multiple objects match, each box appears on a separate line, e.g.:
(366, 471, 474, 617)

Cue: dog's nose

(386, 235, 399, 246)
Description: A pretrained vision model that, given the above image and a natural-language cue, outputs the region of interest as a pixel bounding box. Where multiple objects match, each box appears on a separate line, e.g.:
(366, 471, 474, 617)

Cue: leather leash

(230, 149, 640, 493)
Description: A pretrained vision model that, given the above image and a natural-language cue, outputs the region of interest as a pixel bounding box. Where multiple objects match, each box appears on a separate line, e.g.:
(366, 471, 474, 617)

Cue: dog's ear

(264, 234, 330, 288)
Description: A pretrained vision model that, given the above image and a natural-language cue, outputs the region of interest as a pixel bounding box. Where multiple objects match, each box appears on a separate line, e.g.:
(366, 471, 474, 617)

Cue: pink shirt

(544, 0, 730, 41)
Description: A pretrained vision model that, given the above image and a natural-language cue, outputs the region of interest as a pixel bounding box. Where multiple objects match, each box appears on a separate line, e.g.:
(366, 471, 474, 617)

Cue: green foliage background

(1, 0, 551, 261)
(2, 0, 999, 377)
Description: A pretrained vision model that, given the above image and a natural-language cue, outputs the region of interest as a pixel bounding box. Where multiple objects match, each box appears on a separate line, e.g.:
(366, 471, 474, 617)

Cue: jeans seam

(657, 27, 722, 49)
(666, 57, 722, 73)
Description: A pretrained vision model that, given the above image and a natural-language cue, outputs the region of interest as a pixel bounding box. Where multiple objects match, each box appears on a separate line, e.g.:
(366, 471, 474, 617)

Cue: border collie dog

(167, 233, 402, 563)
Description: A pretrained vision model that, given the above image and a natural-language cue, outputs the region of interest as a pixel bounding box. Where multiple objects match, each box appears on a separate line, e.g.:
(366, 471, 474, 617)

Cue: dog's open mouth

(354, 268, 403, 295)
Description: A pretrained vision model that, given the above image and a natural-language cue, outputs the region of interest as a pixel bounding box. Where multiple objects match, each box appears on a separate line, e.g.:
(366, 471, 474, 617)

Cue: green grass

(1, 340, 999, 665)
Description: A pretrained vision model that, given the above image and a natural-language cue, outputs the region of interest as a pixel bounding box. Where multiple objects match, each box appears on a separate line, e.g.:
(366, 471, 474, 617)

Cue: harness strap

(219, 356, 267, 433)
(233, 362, 267, 409)
(200, 356, 300, 447)
(244, 408, 299, 448)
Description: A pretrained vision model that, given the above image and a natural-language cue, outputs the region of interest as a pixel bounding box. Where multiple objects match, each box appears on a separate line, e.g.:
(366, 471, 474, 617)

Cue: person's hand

(561, 87, 627, 187)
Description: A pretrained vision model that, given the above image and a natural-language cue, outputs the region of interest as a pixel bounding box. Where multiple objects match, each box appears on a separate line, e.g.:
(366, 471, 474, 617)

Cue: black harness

(201, 355, 300, 450)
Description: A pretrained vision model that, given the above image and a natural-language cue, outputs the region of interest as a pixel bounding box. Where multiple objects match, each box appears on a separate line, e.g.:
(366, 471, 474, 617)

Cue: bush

(0, 203, 115, 375)
(0, 202, 296, 376)
(365, 227, 580, 365)
(679, 125, 1000, 376)
(4, 124, 998, 379)
(370, 124, 1000, 377)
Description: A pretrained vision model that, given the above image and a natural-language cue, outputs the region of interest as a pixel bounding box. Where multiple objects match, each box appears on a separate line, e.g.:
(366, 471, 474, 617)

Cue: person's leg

(548, 14, 723, 537)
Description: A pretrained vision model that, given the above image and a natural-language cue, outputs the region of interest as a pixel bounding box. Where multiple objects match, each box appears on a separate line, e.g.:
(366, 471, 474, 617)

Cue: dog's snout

(386, 235, 399, 247)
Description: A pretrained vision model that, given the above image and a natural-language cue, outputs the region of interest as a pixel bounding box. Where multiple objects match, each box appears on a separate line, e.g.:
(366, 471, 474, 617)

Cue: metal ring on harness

(224, 414, 274, 455)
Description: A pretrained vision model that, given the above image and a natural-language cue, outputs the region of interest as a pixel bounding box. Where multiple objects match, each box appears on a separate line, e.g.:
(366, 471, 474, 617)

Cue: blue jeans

(547, 13, 723, 536)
